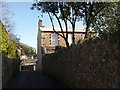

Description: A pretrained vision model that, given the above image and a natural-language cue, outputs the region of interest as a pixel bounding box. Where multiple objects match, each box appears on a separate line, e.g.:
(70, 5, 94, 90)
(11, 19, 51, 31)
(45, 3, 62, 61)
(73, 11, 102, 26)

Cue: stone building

(38, 19, 88, 54)
(37, 19, 96, 71)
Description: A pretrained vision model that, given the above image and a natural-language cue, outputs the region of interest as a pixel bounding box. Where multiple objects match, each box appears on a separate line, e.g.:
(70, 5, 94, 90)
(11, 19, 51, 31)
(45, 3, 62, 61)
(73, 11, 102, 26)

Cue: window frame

(51, 33, 58, 46)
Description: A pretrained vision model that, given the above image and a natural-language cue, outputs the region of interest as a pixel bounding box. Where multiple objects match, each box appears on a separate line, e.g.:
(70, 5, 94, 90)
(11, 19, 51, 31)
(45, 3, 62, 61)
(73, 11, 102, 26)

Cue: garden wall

(2, 56, 20, 88)
(42, 39, 119, 88)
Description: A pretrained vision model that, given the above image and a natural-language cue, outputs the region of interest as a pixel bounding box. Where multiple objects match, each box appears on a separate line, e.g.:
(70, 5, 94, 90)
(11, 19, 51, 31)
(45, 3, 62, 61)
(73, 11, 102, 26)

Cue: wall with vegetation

(0, 21, 20, 88)
(0, 20, 17, 59)
(42, 35, 120, 88)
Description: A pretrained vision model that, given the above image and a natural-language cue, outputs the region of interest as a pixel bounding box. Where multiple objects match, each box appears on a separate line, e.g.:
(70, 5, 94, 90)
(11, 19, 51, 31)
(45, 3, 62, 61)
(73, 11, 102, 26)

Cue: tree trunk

(65, 38, 69, 47)
(72, 24, 75, 44)
(84, 24, 89, 39)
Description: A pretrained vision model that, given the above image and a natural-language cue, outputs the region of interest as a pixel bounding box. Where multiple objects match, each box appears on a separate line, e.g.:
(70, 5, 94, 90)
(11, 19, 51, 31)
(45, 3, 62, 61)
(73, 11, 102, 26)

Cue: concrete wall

(42, 39, 119, 88)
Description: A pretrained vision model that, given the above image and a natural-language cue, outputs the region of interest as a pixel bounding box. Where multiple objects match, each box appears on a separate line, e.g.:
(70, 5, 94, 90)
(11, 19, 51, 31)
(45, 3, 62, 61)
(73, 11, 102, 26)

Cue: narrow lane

(6, 71, 63, 88)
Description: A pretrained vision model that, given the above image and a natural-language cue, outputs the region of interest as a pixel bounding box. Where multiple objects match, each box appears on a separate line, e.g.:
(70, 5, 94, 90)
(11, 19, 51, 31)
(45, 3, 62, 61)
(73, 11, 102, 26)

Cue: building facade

(38, 19, 88, 54)
(37, 19, 96, 71)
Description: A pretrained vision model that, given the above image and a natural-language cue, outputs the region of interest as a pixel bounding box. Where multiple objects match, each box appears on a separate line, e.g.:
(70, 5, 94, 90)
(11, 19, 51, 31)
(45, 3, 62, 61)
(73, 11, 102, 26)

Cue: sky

(6, 1, 84, 51)
(6, 2, 43, 50)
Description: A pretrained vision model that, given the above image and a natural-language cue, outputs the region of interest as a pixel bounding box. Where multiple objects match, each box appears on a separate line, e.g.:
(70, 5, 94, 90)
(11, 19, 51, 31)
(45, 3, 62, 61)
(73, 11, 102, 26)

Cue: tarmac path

(6, 71, 63, 89)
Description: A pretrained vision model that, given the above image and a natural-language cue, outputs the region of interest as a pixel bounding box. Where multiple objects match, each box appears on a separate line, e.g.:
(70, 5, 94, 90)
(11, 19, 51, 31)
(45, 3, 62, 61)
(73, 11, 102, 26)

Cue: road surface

(5, 71, 63, 89)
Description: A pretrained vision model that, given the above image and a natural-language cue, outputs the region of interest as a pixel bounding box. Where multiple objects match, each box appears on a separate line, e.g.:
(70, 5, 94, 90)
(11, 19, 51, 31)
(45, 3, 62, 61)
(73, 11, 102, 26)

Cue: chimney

(38, 19, 42, 27)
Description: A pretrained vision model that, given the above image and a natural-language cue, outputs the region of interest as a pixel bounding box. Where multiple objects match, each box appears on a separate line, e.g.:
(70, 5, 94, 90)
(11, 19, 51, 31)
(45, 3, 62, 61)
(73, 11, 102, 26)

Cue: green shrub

(0, 21, 8, 54)
(0, 20, 17, 59)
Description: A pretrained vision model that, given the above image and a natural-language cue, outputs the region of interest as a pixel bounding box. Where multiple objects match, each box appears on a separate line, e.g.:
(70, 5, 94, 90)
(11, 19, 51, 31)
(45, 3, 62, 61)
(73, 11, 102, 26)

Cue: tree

(59, 2, 82, 44)
(0, 20, 8, 54)
(31, 2, 70, 47)
(7, 40, 17, 59)
(0, 1, 14, 33)
(31, 1, 118, 45)
(19, 42, 36, 57)
(0, 20, 17, 59)
(79, 2, 110, 39)
(31, 1, 83, 47)
(91, 2, 120, 39)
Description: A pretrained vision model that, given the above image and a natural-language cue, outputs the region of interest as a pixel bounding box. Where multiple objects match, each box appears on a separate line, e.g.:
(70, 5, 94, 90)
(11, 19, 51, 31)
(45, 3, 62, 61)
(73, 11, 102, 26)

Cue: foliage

(31, 1, 119, 45)
(93, 2, 120, 40)
(19, 42, 36, 57)
(77, 39, 84, 45)
(59, 2, 82, 44)
(55, 45, 65, 52)
(0, 1, 14, 33)
(79, 2, 110, 38)
(31, 1, 82, 47)
(32, 51, 37, 58)
(0, 1, 17, 59)
(7, 40, 17, 59)
(0, 20, 17, 59)
(0, 20, 8, 54)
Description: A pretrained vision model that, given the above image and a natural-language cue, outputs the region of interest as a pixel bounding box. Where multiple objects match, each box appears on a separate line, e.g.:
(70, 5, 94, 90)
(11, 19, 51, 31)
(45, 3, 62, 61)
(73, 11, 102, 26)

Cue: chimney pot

(38, 19, 42, 27)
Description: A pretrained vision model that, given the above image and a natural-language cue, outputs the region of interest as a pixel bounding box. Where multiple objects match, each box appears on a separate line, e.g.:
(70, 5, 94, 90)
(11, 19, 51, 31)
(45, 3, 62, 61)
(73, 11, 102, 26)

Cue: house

(37, 19, 92, 54)
(37, 19, 96, 71)
(37, 19, 96, 54)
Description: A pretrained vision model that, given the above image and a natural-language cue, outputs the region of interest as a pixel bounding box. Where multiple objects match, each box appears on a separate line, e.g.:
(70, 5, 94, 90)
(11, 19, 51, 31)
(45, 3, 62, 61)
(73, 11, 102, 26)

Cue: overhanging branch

(53, 13, 65, 38)
(48, 12, 65, 39)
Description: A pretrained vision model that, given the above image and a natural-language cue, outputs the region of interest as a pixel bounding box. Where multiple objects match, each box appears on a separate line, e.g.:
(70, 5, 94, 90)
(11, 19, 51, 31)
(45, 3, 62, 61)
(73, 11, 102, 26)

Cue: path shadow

(5, 71, 63, 89)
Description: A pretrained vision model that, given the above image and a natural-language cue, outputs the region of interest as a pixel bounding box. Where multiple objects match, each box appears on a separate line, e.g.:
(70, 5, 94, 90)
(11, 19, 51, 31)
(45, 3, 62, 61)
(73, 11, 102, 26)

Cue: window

(68, 34, 72, 45)
(51, 34, 58, 46)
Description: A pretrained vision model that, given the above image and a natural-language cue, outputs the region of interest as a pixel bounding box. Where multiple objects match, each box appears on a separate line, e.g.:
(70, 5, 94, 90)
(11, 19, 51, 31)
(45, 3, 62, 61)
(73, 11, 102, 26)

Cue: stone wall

(41, 32, 85, 47)
(41, 33, 50, 46)
(2, 56, 20, 88)
(42, 39, 119, 88)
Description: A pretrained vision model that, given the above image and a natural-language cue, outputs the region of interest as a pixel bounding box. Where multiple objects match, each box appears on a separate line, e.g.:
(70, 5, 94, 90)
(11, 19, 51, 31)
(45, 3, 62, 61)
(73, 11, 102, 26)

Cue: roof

(39, 26, 86, 33)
